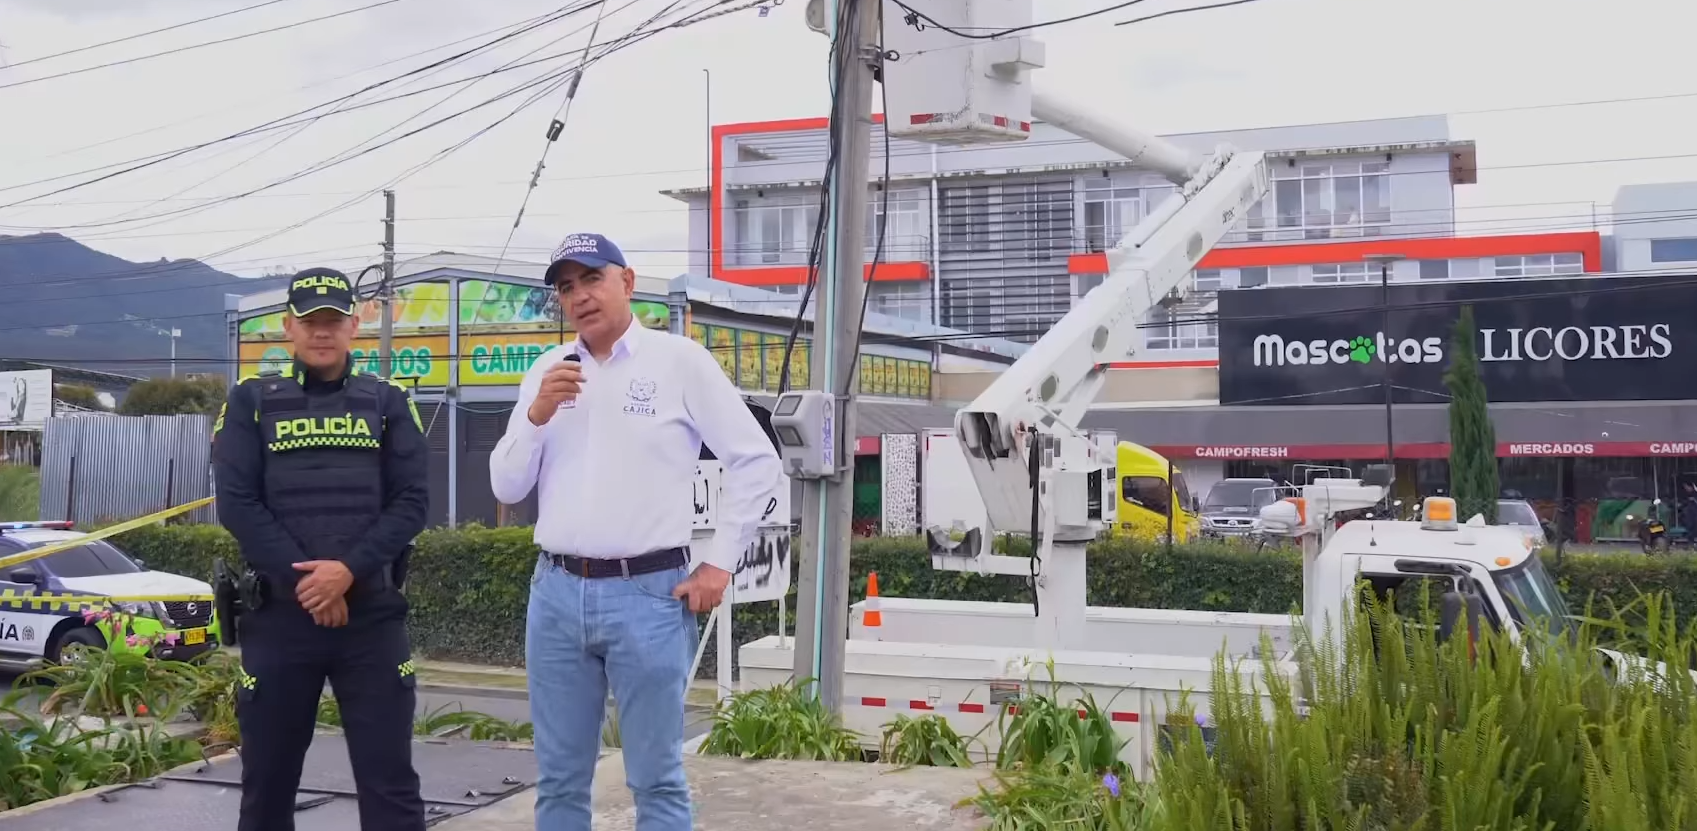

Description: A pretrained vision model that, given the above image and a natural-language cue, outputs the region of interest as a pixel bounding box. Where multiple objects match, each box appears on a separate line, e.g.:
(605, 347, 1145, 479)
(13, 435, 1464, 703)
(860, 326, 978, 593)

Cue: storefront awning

(851, 399, 1697, 458)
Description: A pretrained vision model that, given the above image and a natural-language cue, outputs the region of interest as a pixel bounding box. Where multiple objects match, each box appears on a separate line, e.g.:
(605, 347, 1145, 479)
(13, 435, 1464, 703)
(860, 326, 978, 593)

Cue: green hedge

(108, 523, 1697, 669)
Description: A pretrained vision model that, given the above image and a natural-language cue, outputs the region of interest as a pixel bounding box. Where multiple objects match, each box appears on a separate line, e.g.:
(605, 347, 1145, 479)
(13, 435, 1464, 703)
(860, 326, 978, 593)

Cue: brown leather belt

(544, 547, 688, 579)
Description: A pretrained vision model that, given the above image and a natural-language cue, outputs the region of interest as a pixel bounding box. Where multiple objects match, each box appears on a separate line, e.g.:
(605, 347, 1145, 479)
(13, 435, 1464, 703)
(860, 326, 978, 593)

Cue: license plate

(182, 628, 206, 645)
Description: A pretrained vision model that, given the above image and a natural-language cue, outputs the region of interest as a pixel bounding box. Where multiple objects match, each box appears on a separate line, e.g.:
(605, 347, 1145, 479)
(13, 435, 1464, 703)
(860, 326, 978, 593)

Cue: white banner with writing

(688, 461, 792, 605)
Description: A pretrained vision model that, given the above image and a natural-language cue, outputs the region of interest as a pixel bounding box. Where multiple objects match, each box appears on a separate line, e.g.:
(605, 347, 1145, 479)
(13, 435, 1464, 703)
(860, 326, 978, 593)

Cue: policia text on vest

(212, 358, 431, 831)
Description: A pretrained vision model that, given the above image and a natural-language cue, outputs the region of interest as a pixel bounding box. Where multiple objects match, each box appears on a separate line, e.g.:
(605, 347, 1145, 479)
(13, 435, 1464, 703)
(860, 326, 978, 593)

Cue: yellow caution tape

(0, 589, 215, 613)
(0, 496, 214, 572)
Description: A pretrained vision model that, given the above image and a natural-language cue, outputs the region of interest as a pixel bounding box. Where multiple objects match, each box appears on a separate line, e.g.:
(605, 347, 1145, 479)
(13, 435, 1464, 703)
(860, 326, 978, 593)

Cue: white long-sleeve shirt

(488, 319, 782, 574)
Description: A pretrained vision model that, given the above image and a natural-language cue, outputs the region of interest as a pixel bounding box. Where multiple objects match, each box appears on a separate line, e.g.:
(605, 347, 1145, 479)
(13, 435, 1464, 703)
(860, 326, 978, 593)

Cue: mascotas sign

(1217, 274, 1690, 406)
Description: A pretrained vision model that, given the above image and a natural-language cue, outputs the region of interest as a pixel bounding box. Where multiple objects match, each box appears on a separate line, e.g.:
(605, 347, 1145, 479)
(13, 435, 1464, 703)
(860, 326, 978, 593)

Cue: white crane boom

(950, 91, 1269, 540)
(927, 90, 1269, 649)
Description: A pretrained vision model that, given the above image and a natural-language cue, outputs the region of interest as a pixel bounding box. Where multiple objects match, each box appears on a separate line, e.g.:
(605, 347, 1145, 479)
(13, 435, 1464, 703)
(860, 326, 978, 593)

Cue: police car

(0, 521, 220, 670)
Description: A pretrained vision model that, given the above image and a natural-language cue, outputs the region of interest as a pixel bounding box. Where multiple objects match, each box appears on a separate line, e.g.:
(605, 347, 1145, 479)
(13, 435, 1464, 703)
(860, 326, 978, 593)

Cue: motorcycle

(1633, 499, 1691, 554)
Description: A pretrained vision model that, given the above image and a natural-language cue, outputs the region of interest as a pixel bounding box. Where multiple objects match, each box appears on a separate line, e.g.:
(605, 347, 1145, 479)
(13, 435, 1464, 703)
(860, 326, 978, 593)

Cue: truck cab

(1114, 441, 1197, 543)
(1261, 483, 1572, 649)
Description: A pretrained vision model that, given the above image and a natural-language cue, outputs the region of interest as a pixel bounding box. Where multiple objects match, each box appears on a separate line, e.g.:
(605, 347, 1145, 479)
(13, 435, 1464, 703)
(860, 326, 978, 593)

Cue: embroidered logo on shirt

(624, 377, 658, 417)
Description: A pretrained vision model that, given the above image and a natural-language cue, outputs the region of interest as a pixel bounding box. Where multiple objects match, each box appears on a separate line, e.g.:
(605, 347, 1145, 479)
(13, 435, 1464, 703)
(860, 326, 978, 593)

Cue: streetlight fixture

(1363, 253, 1404, 473)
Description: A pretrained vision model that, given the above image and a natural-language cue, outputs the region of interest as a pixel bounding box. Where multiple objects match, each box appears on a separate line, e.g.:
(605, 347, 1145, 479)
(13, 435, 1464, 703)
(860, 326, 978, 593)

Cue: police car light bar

(0, 520, 75, 531)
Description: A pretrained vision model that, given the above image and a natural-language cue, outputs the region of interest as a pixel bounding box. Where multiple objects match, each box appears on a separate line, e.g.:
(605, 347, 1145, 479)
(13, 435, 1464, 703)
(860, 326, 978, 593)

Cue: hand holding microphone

(527, 352, 584, 426)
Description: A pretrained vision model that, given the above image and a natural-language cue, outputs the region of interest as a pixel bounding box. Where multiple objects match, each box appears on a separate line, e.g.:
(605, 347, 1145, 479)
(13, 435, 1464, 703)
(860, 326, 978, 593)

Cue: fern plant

(1151, 583, 1697, 831)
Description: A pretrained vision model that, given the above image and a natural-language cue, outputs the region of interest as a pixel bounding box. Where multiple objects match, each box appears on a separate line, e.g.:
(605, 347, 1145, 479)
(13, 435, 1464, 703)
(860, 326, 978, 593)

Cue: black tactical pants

(236, 608, 424, 831)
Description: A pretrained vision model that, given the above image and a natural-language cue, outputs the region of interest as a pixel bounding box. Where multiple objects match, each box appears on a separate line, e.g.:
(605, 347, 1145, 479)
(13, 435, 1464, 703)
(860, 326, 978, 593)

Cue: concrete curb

(417, 682, 530, 701)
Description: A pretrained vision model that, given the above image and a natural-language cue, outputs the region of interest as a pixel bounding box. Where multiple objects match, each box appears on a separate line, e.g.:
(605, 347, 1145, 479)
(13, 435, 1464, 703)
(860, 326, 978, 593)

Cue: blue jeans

(526, 556, 698, 831)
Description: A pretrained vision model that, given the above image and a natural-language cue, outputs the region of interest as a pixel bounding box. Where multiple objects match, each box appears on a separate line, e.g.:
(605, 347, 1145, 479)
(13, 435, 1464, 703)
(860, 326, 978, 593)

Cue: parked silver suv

(1198, 478, 1280, 540)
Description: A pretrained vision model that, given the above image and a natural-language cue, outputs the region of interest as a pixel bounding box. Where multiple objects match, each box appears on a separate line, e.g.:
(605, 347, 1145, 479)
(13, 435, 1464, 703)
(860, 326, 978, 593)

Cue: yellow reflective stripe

(0, 589, 215, 613)
(266, 436, 383, 452)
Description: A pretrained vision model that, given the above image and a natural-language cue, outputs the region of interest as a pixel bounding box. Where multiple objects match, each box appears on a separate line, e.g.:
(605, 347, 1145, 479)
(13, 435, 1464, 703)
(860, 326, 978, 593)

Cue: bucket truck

(746, 0, 1619, 774)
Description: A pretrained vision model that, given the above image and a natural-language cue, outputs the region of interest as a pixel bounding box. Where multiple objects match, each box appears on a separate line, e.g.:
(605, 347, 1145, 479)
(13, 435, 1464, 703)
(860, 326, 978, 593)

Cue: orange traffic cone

(863, 571, 883, 630)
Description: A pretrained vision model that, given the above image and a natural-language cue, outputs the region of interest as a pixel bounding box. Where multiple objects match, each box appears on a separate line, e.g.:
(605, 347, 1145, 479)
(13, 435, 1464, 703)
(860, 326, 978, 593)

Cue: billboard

(0, 370, 52, 431)
(1217, 274, 1695, 406)
(236, 278, 672, 386)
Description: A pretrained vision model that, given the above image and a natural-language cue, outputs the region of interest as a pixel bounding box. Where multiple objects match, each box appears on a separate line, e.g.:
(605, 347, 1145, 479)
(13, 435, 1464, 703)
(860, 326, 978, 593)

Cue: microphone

(556, 351, 581, 410)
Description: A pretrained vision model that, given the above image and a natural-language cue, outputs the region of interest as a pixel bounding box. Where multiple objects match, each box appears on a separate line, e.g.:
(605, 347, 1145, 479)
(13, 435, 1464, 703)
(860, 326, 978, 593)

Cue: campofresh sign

(1217, 274, 1690, 405)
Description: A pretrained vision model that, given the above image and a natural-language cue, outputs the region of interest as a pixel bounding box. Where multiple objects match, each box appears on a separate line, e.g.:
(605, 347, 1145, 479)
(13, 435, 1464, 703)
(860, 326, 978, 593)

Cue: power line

(0, 0, 758, 220)
(32, 5, 587, 164)
(0, 3, 609, 204)
(0, 0, 299, 71)
(885, 0, 1270, 40)
(76, 2, 613, 231)
(0, 0, 407, 92)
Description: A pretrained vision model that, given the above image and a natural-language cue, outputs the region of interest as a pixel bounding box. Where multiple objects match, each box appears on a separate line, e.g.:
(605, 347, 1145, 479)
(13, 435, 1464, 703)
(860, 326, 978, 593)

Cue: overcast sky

(1, 0, 1693, 283)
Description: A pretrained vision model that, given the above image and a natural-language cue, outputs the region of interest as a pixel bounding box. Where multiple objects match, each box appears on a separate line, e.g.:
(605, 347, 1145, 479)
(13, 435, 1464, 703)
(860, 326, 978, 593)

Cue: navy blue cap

(544, 233, 627, 286)
(287, 267, 357, 316)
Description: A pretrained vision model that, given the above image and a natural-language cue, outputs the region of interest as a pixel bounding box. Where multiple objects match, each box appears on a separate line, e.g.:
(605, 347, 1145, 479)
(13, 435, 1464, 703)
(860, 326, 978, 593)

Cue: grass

(0, 464, 39, 520)
(699, 679, 863, 761)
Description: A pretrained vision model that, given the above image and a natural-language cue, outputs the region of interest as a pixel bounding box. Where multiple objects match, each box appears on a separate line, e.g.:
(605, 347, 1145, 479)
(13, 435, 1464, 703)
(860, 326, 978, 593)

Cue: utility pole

(792, 0, 877, 713)
(379, 189, 397, 377)
(1365, 253, 1403, 474)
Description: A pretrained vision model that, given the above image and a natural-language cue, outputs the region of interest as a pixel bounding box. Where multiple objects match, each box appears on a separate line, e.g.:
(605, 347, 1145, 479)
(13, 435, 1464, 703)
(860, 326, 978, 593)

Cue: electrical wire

(0, 195, 1671, 245)
(887, 0, 1272, 40)
(0, 3, 611, 205)
(32, 5, 587, 164)
(774, 0, 854, 396)
(487, 0, 620, 291)
(0, 0, 757, 225)
(77, 1, 613, 231)
(0, 0, 408, 92)
(0, 0, 299, 71)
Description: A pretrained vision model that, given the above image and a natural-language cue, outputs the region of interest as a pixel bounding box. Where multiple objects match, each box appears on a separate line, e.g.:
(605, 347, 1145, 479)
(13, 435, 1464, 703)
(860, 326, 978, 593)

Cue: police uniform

(212, 268, 431, 831)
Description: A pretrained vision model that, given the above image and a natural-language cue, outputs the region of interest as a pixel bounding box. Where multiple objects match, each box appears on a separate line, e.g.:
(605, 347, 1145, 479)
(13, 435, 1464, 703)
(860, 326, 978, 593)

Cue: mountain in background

(0, 233, 288, 378)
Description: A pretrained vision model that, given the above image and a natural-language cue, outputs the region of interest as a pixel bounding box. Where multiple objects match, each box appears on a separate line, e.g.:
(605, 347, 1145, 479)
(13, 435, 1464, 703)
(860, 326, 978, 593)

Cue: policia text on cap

(211, 267, 432, 831)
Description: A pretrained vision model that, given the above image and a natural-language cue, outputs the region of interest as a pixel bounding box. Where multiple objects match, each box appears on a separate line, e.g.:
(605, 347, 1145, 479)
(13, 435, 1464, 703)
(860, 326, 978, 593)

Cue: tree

(1444, 305, 1498, 523)
(54, 383, 109, 412)
(119, 376, 228, 417)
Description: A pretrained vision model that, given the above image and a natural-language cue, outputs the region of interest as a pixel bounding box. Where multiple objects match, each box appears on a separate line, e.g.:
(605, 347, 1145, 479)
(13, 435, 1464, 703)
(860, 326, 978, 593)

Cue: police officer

(212, 267, 430, 831)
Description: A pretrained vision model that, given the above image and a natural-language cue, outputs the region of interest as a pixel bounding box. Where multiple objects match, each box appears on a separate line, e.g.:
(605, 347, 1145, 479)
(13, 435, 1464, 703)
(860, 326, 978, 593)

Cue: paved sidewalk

(436, 753, 992, 830)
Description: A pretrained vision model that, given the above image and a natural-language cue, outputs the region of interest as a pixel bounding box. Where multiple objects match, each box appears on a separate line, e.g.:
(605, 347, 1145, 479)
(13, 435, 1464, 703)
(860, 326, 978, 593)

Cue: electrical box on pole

(770, 390, 837, 479)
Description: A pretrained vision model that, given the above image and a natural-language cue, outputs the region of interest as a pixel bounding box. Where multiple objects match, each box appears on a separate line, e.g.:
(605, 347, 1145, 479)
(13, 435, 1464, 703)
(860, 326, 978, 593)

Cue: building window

(1273, 161, 1391, 237)
(1082, 178, 1141, 253)
(1649, 238, 1697, 263)
(1194, 269, 1223, 292)
(1493, 253, 1584, 277)
(1310, 263, 1372, 284)
(1073, 273, 1105, 301)
(732, 196, 819, 265)
(1239, 266, 1269, 288)
(1145, 306, 1217, 351)
(868, 281, 929, 323)
(866, 187, 927, 260)
(1417, 259, 1450, 280)
(939, 185, 993, 248)
(1002, 181, 1071, 263)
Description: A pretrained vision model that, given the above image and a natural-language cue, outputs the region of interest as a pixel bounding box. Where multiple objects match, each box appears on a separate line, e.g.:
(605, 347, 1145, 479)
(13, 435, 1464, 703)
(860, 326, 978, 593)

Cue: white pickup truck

(743, 473, 1597, 777)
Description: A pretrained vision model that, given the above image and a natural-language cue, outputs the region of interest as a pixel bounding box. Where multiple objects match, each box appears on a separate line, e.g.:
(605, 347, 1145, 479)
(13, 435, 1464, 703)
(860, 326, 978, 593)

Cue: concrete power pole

(791, 0, 878, 713)
(379, 189, 397, 376)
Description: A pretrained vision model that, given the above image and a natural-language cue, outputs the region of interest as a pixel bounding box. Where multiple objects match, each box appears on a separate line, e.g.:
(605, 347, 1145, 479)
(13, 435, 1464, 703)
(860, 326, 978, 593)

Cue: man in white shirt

(489, 233, 781, 831)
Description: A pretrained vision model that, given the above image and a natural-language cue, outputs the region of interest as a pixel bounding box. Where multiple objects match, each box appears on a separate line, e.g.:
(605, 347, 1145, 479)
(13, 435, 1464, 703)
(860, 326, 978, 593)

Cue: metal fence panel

(39, 415, 216, 524)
